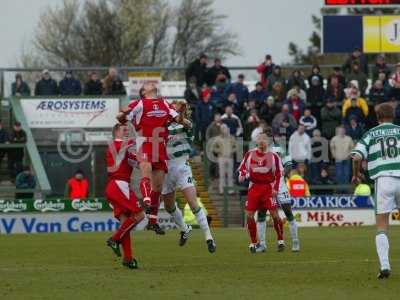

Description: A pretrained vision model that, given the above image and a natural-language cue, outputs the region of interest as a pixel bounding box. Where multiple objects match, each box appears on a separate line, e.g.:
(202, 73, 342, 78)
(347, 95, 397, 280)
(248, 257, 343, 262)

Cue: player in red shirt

(117, 83, 190, 234)
(238, 131, 285, 253)
(105, 123, 145, 269)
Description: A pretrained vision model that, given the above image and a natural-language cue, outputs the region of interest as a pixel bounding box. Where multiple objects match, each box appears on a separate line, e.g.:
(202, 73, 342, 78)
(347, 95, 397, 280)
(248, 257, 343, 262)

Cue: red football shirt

(106, 139, 136, 182)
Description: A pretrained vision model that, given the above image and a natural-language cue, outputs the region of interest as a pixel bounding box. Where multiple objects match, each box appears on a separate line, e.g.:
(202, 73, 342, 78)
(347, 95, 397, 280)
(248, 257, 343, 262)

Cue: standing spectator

(342, 47, 368, 75)
(206, 113, 223, 141)
(309, 129, 328, 184)
(372, 55, 391, 81)
(270, 82, 286, 107)
(307, 75, 326, 107)
(225, 93, 241, 114)
(272, 104, 297, 138)
(307, 65, 324, 87)
(8, 121, 26, 179)
(286, 89, 305, 122)
(325, 75, 345, 103)
(206, 58, 231, 86)
(15, 166, 36, 199)
(328, 67, 346, 87)
(256, 54, 275, 88)
(369, 80, 388, 105)
(287, 83, 306, 102)
(11, 74, 30, 96)
(267, 65, 286, 92)
(59, 71, 82, 95)
(241, 99, 257, 121)
(66, 170, 89, 200)
(299, 109, 317, 136)
(259, 96, 278, 124)
(210, 82, 228, 110)
(346, 62, 368, 96)
(346, 117, 364, 142)
(221, 105, 243, 137)
(34, 69, 58, 96)
(84, 72, 103, 95)
(320, 98, 342, 139)
(225, 74, 249, 105)
(248, 82, 268, 106)
(289, 124, 312, 164)
(287, 70, 306, 91)
(184, 77, 201, 109)
(185, 53, 208, 88)
(102, 68, 125, 95)
(195, 90, 214, 145)
(330, 126, 354, 185)
(342, 90, 369, 125)
(243, 110, 260, 141)
(0, 120, 9, 168)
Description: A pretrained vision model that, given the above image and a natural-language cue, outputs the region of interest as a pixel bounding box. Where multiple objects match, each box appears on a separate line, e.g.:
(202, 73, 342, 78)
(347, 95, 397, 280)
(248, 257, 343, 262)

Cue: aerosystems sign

(21, 98, 120, 128)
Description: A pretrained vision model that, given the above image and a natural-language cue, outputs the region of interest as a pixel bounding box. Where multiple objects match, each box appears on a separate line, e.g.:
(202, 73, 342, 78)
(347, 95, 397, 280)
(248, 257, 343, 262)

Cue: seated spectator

(287, 70, 306, 91)
(287, 83, 306, 102)
(330, 126, 354, 185)
(241, 99, 257, 122)
(372, 54, 391, 81)
(34, 69, 58, 96)
(369, 79, 388, 105)
(377, 70, 391, 92)
(59, 71, 82, 96)
(102, 68, 125, 95)
(272, 104, 297, 138)
(267, 65, 286, 92)
(11, 74, 31, 96)
(342, 88, 369, 124)
(270, 81, 286, 107)
(243, 110, 260, 141)
(346, 117, 364, 142)
(15, 166, 36, 199)
(289, 124, 311, 164)
(225, 74, 249, 104)
(185, 53, 208, 88)
(221, 105, 243, 137)
(0, 120, 9, 169)
(286, 89, 305, 122)
(206, 113, 223, 141)
(84, 72, 103, 95)
(66, 170, 89, 200)
(320, 98, 342, 139)
(325, 75, 345, 103)
(206, 58, 231, 86)
(8, 121, 26, 179)
(250, 121, 268, 143)
(342, 47, 368, 75)
(259, 96, 279, 124)
(299, 109, 317, 136)
(314, 168, 335, 195)
(345, 62, 368, 96)
(389, 62, 400, 101)
(307, 65, 324, 87)
(195, 90, 214, 145)
(310, 129, 329, 184)
(307, 75, 325, 107)
(256, 54, 275, 88)
(225, 93, 241, 114)
(328, 67, 346, 87)
(249, 82, 268, 107)
(286, 169, 310, 197)
(344, 80, 361, 99)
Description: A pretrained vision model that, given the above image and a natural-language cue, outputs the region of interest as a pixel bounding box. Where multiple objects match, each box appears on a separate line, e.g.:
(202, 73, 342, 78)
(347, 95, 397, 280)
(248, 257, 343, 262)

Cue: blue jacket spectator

(11, 74, 31, 96)
(221, 105, 243, 137)
(249, 82, 269, 106)
(346, 117, 364, 141)
(226, 74, 249, 104)
(299, 109, 317, 137)
(15, 166, 36, 199)
(34, 70, 58, 96)
(59, 71, 82, 96)
(196, 90, 215, 143)
(210, 84, 228, 110)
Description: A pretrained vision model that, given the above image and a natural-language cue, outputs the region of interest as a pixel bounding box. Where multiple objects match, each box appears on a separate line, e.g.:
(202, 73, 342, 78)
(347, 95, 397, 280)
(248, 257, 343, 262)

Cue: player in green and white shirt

(161, 100, 216, 253)
(351, 103, 400, 279)
(255, 140, 300, 253)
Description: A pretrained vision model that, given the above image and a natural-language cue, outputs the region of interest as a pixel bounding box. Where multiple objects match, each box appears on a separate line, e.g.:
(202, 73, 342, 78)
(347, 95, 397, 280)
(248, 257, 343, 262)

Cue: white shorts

(277, 177, 291, 205)
(162, 160, 195, 195)
(375, 176, 400, 214)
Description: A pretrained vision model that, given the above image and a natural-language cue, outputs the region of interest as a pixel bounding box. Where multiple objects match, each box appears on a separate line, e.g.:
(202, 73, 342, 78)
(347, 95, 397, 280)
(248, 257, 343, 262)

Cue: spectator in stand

(287, 83, 306, 102)
(314, 168, 335, 195)
(59, 71, 82, 96)
(66, 169, 89, 200)
(250, 120, 268, 143)
(378, 70, 391, 92)
(299, 109, 317, 137)
(369, 79, 388, 105)
(307, 65, 324, 87)
(344, 80, 361, 99)
(297, 162, 311, 185)
(286, 89, 305, 123)
(241, 99, 257, 121)
(34, 69, 58, 96)
(267, 65, 286, 93)
(372, 55, 391, 81)
(286, 169, 310, 197)
(84, 72, 103, 95)
(307, 75, 325, 108)
(346, 62, 368, 96)
(15, 166, 36, 199)
(328, 67, 346, 87)
(326, 75, 345, 103)
(225, 74, 249, 105)
(289, 124, 311, 164)
(206, 58, 231, 86)
(320, 98, 342, 139)
(206, 113, 223, 141)
(346, 116, 364, 142)
(196, 90, 214, 145)
(225, 93, 241, 114)
(270, 81, 286, 107)
(389, 62, 400, 101)
(272, 104, 297, 138)
(243, 110, 260, 141)
(249, 82, 268, 107)
(185, 53, 208, 88)
(0, 120, 9, 169)
(342, 88, 369, 125)
(342, 47, 368, 75)
(256, 54, 275, 88)
(221, 105, 243, 137)
(11, 74, 30, 96)
(330, 126, 354, 185)
(259, 96, 278, 124)
(8, 121, 26, 179)
(310, 129, 328, 184)
(210, 74, 229, 109)
(287, 70, 306, 91)
(343, 98, 367, 125)
(102, 68, 125, 95)
(184, 77, 201, 109)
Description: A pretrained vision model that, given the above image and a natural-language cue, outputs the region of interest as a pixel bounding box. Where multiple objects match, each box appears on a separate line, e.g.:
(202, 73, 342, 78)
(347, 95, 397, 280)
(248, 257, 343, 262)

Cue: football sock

(167, 204, 188, 232)
(376, 231, 390, 270)
(120, 233, 132, 260)
(273, 217, 284, 241)
(149, 190, 161, 225)
(112, 216, 139, 242)
(139, 177, 151, 200)
(193, 207, 213, 241)
(289, 220, 299, 241)
(256, 220, 266, 246)
(246, 217, 258, 244)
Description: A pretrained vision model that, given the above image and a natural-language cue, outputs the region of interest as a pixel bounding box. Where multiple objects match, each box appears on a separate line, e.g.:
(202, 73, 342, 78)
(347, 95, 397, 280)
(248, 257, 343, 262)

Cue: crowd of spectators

(186, 50, 400, 193)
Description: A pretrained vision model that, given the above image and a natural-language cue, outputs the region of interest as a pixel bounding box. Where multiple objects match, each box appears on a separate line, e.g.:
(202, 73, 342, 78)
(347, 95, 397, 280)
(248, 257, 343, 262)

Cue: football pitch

(1, 227, 400, 300)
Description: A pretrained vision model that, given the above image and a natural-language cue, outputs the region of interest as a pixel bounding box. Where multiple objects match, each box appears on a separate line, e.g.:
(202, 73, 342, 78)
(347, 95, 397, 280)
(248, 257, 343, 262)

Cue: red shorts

(105, 180, 143, 219)
(245, 183, 278, 212)
(136, 141, 168, 172)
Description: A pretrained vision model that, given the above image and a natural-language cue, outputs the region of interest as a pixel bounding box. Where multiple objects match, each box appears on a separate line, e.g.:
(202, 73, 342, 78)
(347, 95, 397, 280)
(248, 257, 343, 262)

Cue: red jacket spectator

(67, 170, 89, 200)
(256, 54, 275, 88)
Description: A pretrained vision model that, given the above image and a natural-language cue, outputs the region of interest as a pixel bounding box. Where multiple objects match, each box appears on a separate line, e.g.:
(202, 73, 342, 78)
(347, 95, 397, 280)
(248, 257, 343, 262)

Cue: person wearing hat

(11, 73, 30, 96)
(195, 89, 215, 145)
(267, 65, 286, 93)
(59, 70, 82, 95)
(248, 82, 268, 106)
(185, 53, 209, 88)
(320, 98, 341, 140)
(34, 69, 58, 96)
(8, 121, 27, 180)
(256, 54, 275, 88)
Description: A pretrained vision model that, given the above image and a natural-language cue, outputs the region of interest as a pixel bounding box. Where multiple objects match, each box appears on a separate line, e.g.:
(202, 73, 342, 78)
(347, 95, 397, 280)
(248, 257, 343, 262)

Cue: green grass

(1, 227, 400, 300)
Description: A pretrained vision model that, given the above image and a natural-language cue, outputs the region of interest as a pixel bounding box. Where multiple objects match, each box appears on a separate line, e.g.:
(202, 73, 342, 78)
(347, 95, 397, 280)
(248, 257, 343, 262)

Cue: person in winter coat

(225, 74, 249, 105)
(59, 71, 82, 95)
(184, 77, 201, 108)
(372, 55, 391, 81)
(248, 82, 268, 107)
(272, 104, 297, 138)
(325, 75, 345, 103)
(307, 65, 324, 87)
(369, 79, 388, 105)
(185, 53, 208, 88)
(320, 98, 341, 139)
(286, 70, 306, 91)
(285, 89, 305, 122)
(11, 74, 30, 96)
(342, 92, 369, 125)
(267, 65, 286, 93)
(206, 58, 231, 86)
(196, 90, 215, 144)
(256, 54, 275, 88)
(84, 72, 103, 95)
(346, 117, 364, 142)
(299, 109, 317, 137)
(306, 75, 326, 107)
(102, 68, 125, 95)
(34, 69, 58, 96)
(342, 47, 368, 75)
(345, 62, 368, 96)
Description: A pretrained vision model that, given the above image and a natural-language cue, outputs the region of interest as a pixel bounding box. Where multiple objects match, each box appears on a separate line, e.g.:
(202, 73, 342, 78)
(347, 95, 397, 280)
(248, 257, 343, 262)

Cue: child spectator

(314, 168, 335, 195)
(286, 169, 310, 197)
(299, 109, 317, 136)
